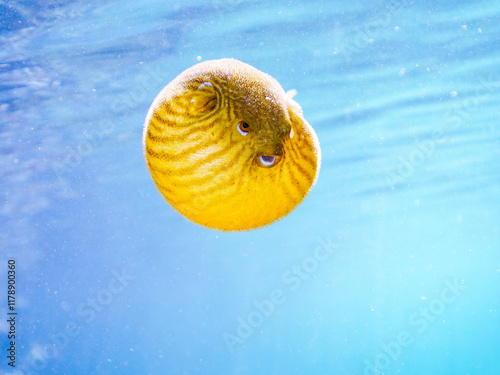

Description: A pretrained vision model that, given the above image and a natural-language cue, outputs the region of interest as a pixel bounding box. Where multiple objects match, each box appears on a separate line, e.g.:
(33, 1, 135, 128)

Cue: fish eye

(237, 121, 250, 136)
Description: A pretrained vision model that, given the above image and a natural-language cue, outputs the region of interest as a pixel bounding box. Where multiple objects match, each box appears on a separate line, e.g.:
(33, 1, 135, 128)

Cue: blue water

(1, 0, 499, 374)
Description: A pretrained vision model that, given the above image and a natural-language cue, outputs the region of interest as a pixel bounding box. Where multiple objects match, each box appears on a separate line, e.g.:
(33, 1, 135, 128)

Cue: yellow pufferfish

(143, 58, 321, 231)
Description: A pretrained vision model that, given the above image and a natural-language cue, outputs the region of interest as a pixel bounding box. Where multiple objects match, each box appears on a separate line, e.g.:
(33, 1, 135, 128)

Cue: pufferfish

(143, 58, 321, 231)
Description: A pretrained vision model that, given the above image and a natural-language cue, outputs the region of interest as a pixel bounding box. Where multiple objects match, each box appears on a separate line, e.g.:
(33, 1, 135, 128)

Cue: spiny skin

(143, 58, 321, 231)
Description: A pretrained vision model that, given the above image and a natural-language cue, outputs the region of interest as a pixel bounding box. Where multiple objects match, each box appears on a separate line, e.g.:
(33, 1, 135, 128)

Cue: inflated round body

(143, 58, 321, 231)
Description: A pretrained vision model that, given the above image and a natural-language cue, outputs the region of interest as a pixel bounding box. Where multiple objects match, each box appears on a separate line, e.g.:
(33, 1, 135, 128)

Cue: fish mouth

(254, 133, 285, 168)
(256, 154, 282, 168)
(255, 143, 283, 168)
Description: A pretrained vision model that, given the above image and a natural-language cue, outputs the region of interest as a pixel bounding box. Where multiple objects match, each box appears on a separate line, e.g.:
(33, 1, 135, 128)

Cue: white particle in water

(450, 91, 457, 97)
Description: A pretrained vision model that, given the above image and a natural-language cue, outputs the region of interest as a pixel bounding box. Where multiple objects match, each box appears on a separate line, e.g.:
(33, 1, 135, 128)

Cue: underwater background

(1, 0, 499, 374)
